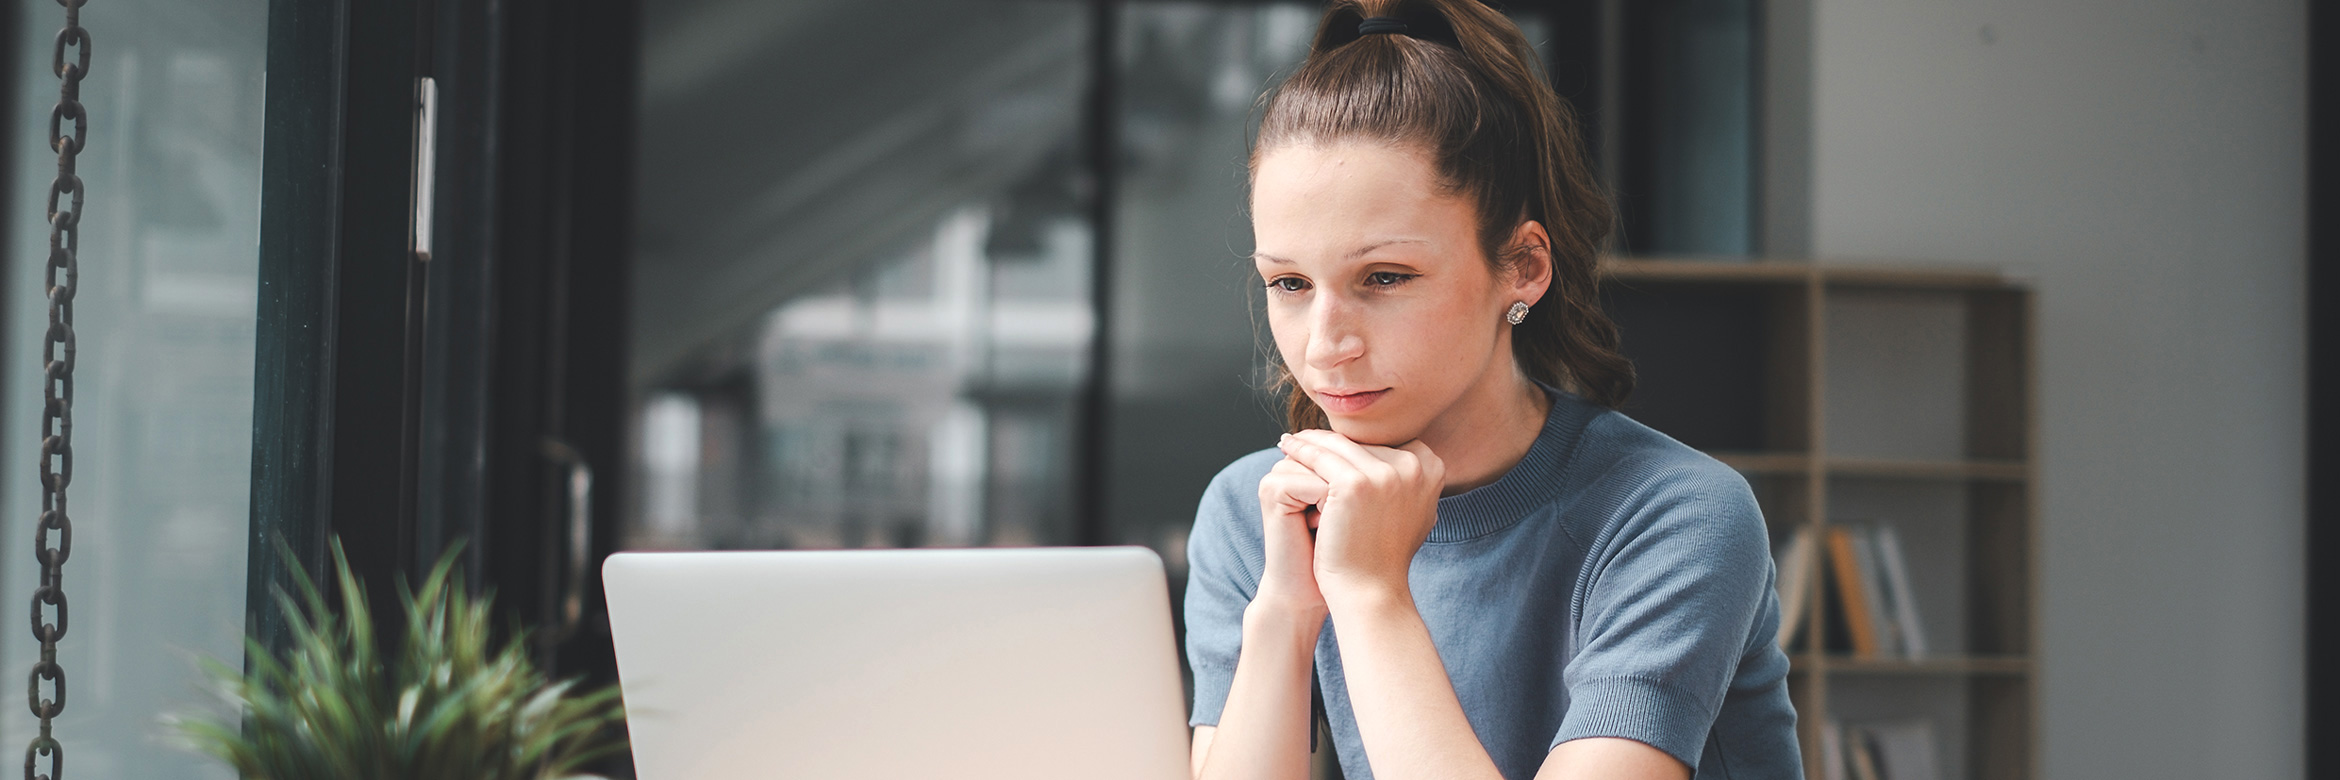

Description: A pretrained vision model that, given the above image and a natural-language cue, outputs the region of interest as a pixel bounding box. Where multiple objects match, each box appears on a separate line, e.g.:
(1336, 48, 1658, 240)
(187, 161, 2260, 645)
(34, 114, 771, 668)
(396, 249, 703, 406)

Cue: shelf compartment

(1713, 451, 1814, 475)
(1602, 256, 1815, 284)
(1826, 456, 2027, 481)
(1604, 279, 1813, 453)
(1618, 260, 2034, 779)
(1818, 265, 2017, 290)
(1967, 482, 2032, 656)
(1601, 257, 2021, 289)
(1600, 256, 2021, 290)
(1818, 672, 2035, 780)
(1806, 654, 2032, 676)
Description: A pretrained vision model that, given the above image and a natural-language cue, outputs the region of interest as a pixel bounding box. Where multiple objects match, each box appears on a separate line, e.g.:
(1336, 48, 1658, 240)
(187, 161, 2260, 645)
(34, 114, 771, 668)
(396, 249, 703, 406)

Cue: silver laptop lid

(603, 546, 1191, 780)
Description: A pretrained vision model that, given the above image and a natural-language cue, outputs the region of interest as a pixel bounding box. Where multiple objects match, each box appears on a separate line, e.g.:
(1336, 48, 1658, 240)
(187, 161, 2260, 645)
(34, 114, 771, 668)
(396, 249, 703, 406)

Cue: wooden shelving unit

(1600, 257, 2037, 780)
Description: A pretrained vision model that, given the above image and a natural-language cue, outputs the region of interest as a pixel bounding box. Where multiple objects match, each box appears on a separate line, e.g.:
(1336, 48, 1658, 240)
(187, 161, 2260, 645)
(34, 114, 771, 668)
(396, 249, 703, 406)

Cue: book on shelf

(1819, 522, 1930, 659)
(1823, 526, 1883, 656)
(1871, 525, 1930, 657)
(1863, 719, 1942, 780)
(1819, 719, 1848, 780)
(1845, 726, 1884, 780)
(1829, 718, 1940, 780)
(1771, 526, 1818, 649)
(1846, 526, 1898, 656)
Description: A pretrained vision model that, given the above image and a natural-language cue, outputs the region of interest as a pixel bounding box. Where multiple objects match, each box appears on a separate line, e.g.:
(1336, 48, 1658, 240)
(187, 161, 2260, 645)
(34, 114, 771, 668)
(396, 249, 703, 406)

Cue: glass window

(628, 0, 1095, 551)
(0, 0, 267, 777)
(1621, 0, 1757, 255)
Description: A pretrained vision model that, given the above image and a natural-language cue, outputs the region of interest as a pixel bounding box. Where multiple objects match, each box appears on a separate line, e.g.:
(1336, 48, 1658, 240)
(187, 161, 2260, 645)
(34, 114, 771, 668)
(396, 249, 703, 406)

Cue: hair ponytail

(1255, 0, 1634, 432)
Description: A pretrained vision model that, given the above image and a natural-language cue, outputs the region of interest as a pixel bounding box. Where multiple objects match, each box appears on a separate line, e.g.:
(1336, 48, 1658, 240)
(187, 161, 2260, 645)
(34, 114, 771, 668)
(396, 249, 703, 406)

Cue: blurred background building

(0, 0, 2318, 778)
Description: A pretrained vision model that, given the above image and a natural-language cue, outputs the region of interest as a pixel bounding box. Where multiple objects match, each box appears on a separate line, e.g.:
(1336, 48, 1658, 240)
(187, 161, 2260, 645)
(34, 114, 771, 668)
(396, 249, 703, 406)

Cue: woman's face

(1250, 140, 1547, 446)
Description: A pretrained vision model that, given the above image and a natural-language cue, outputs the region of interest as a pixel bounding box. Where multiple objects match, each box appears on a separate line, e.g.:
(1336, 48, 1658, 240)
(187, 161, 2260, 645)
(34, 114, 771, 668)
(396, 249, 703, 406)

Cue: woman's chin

(1324, 415, 1421, 447)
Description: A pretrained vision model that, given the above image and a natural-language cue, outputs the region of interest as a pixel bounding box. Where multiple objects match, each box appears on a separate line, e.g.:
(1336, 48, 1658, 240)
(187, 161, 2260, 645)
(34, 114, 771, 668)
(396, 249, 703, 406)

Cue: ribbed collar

(1425, 381, 1593, 543)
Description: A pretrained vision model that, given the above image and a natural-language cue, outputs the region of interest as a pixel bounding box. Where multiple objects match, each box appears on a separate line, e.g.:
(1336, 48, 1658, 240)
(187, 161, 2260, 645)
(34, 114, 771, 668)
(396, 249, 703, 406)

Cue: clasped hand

(1253, 429, 1446, 617)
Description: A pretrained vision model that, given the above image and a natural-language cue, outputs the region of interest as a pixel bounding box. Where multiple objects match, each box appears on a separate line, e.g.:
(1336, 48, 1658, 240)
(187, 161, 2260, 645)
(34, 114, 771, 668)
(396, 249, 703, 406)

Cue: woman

(1180, 2, 1801, 779)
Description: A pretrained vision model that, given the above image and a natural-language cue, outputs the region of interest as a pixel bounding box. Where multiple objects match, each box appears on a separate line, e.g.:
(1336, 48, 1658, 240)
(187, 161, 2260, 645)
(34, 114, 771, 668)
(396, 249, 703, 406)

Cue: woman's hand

(1276, 430, 1445, 610)
(1254, 455, 1332, 620)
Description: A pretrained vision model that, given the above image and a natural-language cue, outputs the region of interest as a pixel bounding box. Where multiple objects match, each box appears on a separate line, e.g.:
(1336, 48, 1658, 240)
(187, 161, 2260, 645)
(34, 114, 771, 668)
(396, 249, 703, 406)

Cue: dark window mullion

(1076, 0, 1124, 548)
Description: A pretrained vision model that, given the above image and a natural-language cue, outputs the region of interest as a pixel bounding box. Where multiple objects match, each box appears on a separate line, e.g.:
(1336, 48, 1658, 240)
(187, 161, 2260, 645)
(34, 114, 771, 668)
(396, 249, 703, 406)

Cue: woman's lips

(1316, 388, 1389, 414)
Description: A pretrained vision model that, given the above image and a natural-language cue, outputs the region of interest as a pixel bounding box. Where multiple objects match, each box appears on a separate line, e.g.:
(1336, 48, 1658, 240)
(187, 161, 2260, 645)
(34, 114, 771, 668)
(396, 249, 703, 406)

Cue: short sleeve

(1551, 463, 1776, 768)
(1182, 451, 1274, 728)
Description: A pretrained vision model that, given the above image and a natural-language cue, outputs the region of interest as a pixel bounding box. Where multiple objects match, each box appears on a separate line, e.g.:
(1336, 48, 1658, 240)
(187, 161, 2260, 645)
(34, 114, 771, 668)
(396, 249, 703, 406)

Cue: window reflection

(635, 199, 1094, 550)
(629, 0, 1094, 551)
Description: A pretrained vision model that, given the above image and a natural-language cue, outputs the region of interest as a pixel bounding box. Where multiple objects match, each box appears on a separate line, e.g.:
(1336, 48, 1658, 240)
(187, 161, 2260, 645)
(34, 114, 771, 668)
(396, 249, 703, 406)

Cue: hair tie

(1357, 16, 1409, 36)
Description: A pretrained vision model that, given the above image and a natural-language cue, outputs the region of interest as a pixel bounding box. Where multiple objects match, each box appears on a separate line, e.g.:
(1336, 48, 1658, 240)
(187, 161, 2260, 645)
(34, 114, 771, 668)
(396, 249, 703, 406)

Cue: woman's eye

(1366, 271, 1416, 287)
(1266, 277, 1309, 293)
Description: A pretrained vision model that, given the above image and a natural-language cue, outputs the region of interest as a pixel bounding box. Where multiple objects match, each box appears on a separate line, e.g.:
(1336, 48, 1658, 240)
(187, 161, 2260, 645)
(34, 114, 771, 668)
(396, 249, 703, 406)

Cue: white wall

(1776, 0, 2306, 776)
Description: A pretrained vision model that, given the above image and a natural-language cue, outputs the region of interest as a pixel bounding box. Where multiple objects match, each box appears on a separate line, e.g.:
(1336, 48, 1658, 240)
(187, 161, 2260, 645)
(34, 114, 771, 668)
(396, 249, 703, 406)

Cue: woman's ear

(1506, 219, 1555, 306)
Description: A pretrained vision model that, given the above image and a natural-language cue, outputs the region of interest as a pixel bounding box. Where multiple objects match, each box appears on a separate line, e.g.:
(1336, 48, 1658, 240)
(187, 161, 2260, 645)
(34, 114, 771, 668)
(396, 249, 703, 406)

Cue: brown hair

(1251, 0, 1633, 432)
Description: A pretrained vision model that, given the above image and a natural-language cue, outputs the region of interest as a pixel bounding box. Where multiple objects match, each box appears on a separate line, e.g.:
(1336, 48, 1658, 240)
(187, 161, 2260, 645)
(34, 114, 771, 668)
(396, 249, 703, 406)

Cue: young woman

(1180, 2, 1801, 779)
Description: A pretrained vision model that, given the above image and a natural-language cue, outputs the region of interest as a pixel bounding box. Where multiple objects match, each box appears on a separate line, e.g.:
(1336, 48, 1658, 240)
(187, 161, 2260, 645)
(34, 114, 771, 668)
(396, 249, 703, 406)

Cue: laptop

(603, 546, 1193, 779)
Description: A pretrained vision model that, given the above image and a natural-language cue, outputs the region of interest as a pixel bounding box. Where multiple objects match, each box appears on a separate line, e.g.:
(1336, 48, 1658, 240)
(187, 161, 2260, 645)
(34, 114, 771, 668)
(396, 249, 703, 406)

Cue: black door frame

(247, 0, 639, 686)
(248, 0, 431, 641)
(478, 0, 640, 683)
(2306, 0, 2335, 775)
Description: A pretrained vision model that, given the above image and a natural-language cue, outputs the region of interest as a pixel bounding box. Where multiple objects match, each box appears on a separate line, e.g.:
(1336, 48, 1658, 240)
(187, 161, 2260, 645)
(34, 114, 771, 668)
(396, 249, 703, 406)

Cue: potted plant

(171, 540, 626, 779)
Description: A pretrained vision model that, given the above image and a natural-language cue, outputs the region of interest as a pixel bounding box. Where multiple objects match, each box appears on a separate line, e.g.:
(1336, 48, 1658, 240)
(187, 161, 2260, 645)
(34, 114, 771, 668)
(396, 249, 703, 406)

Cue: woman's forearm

(1197, 602, 1323, 780)
(1325, 585, 1505, 780)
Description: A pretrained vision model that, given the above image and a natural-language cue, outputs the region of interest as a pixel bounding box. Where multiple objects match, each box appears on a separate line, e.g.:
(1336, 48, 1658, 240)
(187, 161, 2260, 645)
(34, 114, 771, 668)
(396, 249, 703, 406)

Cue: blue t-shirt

(1183, 384, 1802, 779)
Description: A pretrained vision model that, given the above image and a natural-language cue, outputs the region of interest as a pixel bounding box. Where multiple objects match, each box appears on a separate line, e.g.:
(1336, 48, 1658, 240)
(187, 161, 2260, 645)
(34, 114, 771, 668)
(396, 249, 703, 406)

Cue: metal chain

(27, 1, 85, 779)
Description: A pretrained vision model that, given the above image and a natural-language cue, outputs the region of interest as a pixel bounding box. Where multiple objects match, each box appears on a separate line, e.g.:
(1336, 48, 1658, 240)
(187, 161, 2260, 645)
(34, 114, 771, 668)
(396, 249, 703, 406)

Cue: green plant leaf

(166, 536, 627, 780)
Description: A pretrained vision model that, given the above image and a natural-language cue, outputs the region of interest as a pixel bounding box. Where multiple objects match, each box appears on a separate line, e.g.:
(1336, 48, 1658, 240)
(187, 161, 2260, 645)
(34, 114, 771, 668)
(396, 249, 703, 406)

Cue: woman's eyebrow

(1251, 238, 1429, 265)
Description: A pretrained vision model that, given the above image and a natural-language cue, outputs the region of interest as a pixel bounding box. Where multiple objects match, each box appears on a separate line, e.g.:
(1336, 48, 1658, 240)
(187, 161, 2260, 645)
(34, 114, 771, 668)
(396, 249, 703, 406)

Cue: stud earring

(1505, 301, 1530, 325)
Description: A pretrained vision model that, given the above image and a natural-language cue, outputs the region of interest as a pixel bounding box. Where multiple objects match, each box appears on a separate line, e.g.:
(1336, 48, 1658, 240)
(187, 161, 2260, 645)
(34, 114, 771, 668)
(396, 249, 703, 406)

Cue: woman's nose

(1303, 295, 1364, 370)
